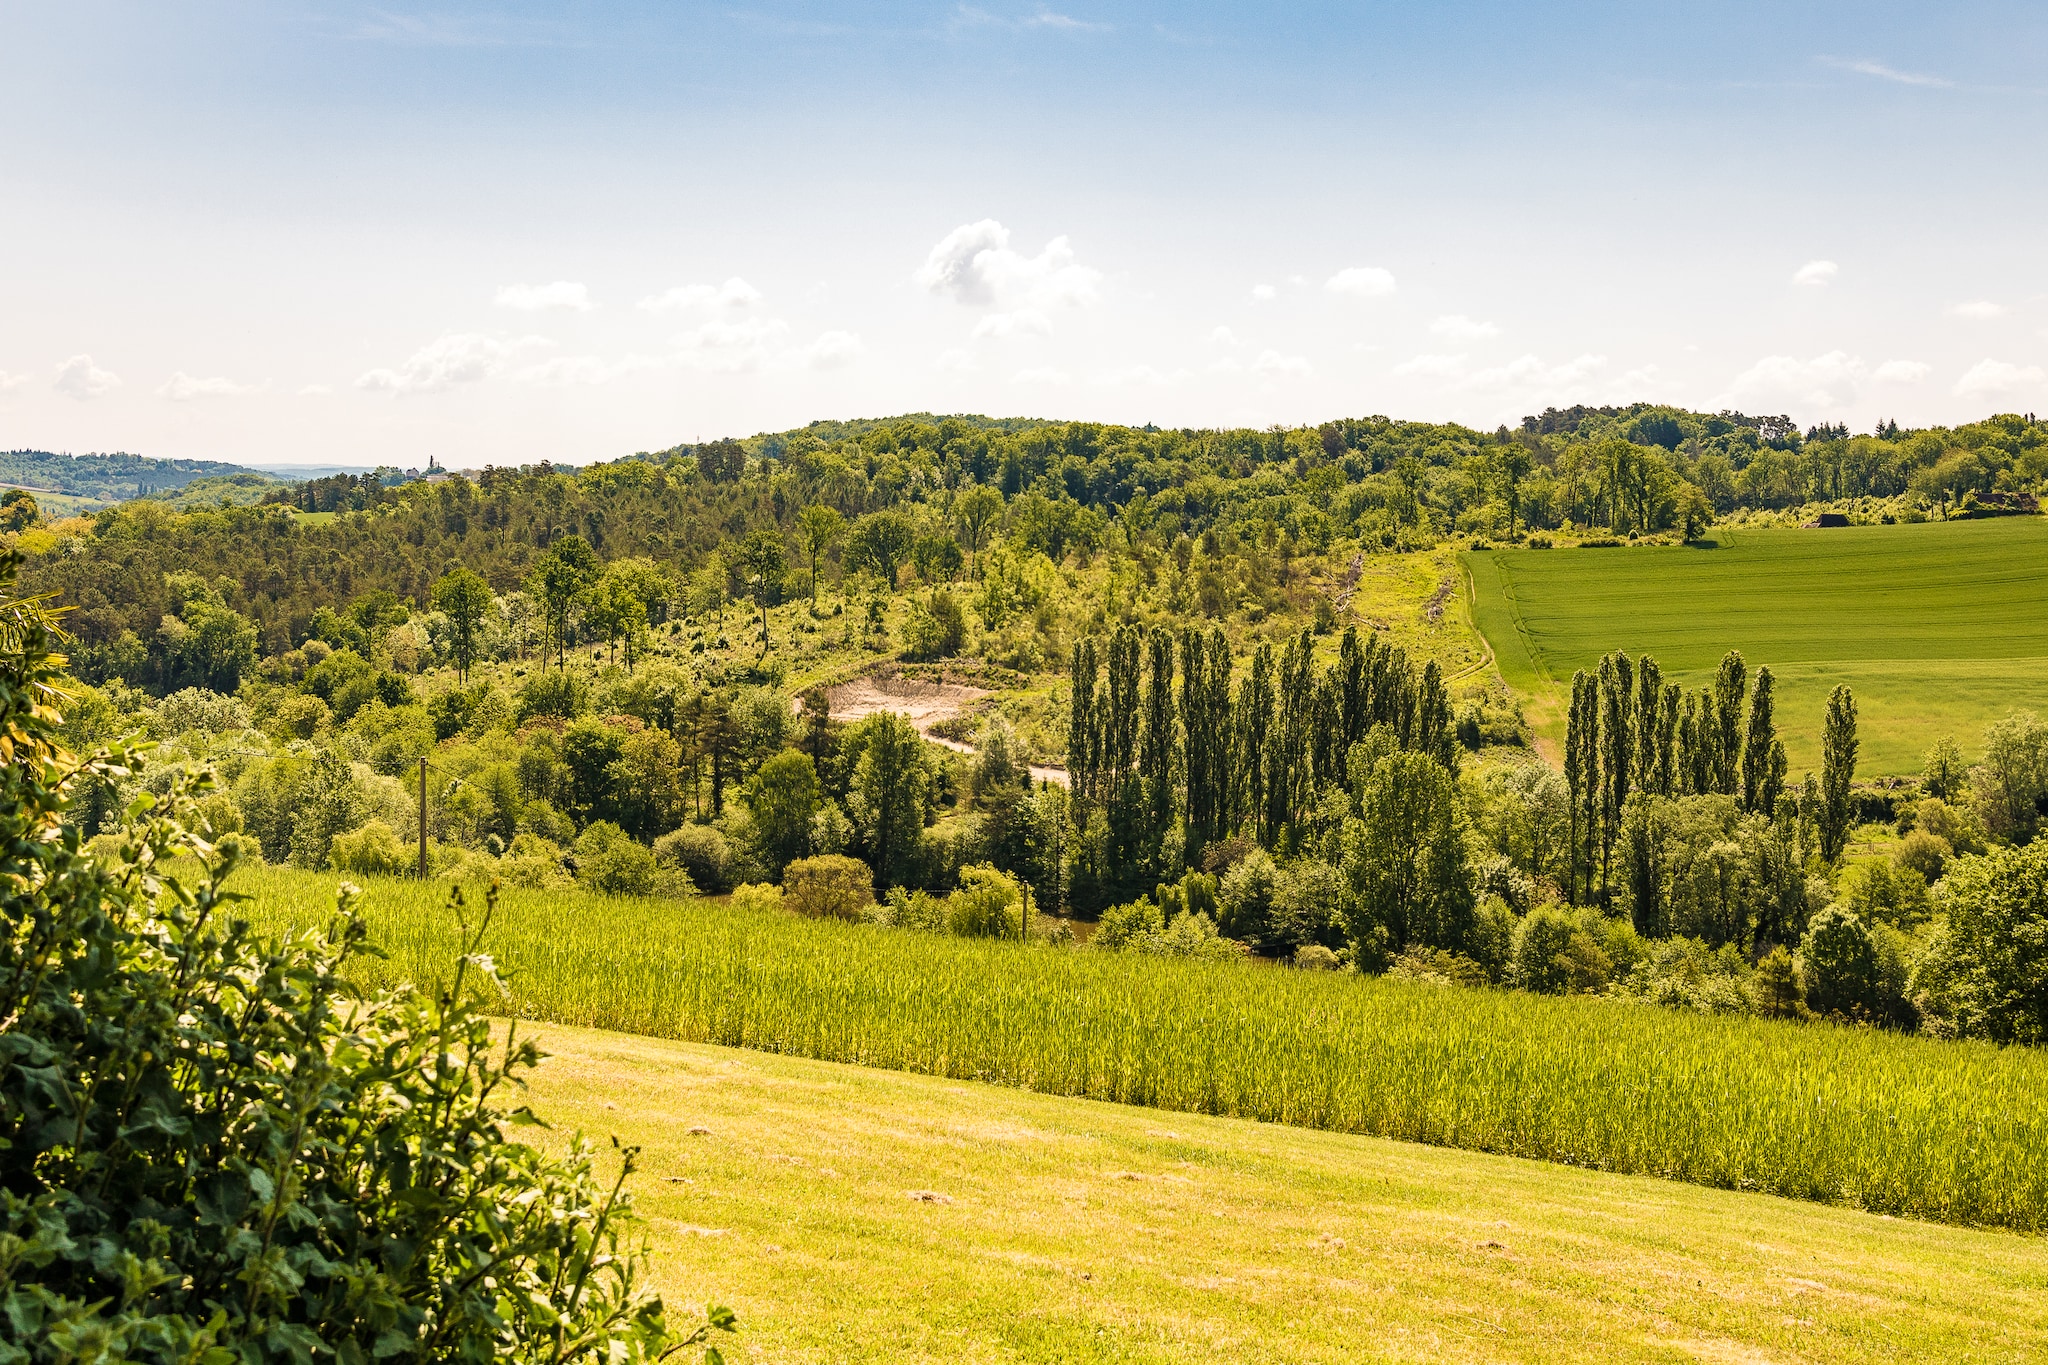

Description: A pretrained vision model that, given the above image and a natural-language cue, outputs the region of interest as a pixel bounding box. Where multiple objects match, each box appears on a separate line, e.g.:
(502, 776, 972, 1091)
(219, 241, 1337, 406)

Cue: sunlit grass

(234, 863, 2048, 1231)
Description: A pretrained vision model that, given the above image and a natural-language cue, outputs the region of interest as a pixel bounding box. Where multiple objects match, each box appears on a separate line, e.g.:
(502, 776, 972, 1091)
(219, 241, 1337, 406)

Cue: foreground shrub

(655, 823, 738, 893)
(946, 863, 1025, 938)
(783, 853, 875, 919)
(1914, 842, 2048, 1043)
(0, 558, 732, 1363)
(575, 819, 664, 896)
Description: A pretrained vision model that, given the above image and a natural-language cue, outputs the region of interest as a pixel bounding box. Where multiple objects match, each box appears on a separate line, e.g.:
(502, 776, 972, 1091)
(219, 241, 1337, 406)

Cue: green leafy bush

(782, 854, 876, 920)
(329, 816, 412, 876)
(0, 559, 733, 1363)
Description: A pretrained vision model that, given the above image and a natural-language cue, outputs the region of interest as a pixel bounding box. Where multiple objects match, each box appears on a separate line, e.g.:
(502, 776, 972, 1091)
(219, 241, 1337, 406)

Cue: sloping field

(234, 866, 2048, 1230)
(1466, 517, 2048, 773)
(522, 1023, 2048, 1364)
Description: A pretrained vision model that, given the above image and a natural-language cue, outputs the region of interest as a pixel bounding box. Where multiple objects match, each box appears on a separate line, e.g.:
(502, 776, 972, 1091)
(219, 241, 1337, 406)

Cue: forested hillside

(14, 402, 2048, 1056)
(0, 448, 258, 502)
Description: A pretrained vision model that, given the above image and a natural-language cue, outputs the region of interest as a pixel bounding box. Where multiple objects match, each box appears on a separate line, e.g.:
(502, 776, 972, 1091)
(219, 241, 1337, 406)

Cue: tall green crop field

(234, 865, 2048, 1231)
(1466, 517, 2048, 773)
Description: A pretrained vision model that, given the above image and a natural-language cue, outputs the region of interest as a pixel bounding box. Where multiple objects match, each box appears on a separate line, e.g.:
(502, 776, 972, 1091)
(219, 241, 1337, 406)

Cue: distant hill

(0, 449, 264, 504)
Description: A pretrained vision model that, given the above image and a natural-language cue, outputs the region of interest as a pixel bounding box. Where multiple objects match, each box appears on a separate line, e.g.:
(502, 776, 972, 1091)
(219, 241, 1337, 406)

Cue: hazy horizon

(5, 2, 2044, 468)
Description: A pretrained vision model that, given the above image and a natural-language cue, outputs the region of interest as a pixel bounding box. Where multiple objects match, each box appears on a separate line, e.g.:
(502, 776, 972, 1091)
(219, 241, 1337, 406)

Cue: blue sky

(2, 2, 2044, 466)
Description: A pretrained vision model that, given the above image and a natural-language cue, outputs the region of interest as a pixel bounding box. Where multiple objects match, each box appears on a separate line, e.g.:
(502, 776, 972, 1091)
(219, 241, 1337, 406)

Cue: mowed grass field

(230, 865, 2048, 1230)
(1465, 517, 2048, 773)
(524, 1023, 2048, 1364)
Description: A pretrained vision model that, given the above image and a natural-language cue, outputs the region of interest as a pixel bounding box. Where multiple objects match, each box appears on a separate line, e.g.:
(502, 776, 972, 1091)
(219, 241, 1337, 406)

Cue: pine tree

(1819, 683, 1858, 862)
(1741, 664, 1777, 813)
(1713, 651, 1747, 795)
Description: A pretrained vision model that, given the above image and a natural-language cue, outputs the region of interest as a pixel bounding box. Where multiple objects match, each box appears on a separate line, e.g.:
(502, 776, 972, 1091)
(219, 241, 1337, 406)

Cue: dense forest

(0, 448, 257, 501)
(13, 402, 2048, 1051)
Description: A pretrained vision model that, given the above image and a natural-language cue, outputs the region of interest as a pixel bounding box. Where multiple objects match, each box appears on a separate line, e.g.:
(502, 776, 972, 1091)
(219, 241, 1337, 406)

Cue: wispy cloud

(1819, 56, 1952, 88)
(1954, 358, 2046, 398)
(1430, 314, 1500, 341)
(1791, 260, 1838, 287)
(357, 332, 549, 394)
(1949, 300, 2007, 320)
(951, 6, 1110, 34)
(495, 281, 593, 312)
(158, 372, 262, 401)
(354, 10, 576, 48)
(1325, 266, 1397, 300)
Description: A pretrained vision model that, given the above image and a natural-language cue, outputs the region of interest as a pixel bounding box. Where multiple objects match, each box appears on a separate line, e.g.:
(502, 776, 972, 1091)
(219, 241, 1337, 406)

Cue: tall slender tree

(1067, 638, 1099, 804)
(1564, 669, 1597, 904)
(1236, 642, 1275, 841)
(1598, 651, 1634, 897)
(1741, 664, 1778, 813)
(1632, 655, 1663, 794)
(1713, 650, 1747, 795)
(1819, 683, 1859, 862)
(1139, 626, 1177, 858)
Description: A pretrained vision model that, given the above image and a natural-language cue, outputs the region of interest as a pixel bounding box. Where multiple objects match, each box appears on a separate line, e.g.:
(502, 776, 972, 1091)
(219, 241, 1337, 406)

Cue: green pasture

(1466, 517, 2048, 773)
(525, 1023, 2048, 1365)
(231, 864, 2048, 1231)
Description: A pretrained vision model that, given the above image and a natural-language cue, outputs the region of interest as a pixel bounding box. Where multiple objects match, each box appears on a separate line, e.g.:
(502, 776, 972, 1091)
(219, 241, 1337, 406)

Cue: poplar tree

(1416, 659, 1457, 770)
(1337, 626, 1368, 752)
(1139, 626, 1177, 856)
(1598, 651, 1633, 896)
(1236, 642, 1275, 842)
(1713, 651, 1747, 795)
(1179, 627, 1217, 845)
(1819, 683, 1859, 862)
(1267, 629, 1315, 840)
(1563, 669, 1596, 904)
(1632, 655, 1663, 793)
(1656, 682, 1681, 797)
(1067, 638, 1100, 803)
(1205, 629, 1236, 836)
(1740, 664, 1778, 813)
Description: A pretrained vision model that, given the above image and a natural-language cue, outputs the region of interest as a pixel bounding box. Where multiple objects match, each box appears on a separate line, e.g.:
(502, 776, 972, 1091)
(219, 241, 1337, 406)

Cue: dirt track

(817, 676, 1069, 787)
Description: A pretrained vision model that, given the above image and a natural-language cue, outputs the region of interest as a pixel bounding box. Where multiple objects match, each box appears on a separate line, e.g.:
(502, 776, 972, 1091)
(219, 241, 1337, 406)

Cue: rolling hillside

(1467, 517, 2048, 773)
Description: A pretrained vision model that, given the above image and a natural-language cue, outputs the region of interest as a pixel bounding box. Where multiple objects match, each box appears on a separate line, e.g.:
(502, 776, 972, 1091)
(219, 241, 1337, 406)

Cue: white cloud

(671, 317, 790, 373)
(1949, 300, 2006, 320)
(1392, 353, 1468, 379)
(1792, 260, 1839, 287)
(1465, 353, 1606, 392)
(1249, 283, 1277, 303)
(972, 309, 1054, 340)
(1324, 266, 1397, 299)
(1250, 349, 1312, 378)
(297, 384, 333, 396)
(1095, 364, 1188, 388)
(1010, 367, 1073, 385)
(1872, 359, 1931, 385)
(1820, 56, 1952, 88)
(515, 354, 652, 386)
(1725, 351, 1867, 408)
(783, 330, 863, 370)
(158, 372, 259, 401)
(494, 280, 593, 311)
(1208, 325, 1240, 345)
(0, 371, 29, 395)
(1392, 351, 1609, 396)
(53, 354, 121, 400)
(1953, 359, 2046, 398)
(1430, 314, 1500, 341)
(356, 333, 546, 394)
(915, 220, 1101, 322)
(951, 7, 1110, 34)
(637, 277, 762, 313)
(935, 348, 978, 372)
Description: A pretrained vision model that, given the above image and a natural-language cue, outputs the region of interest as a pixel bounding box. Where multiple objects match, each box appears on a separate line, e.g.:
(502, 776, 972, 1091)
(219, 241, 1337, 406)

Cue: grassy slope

(522, 1022, 2048, 1365)
(1464, 518, 2048, 773)
(231, 866, 2048, 1229)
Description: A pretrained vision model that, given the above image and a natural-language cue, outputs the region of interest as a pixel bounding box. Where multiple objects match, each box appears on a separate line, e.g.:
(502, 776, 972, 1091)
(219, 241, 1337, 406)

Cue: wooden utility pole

(418, 757, 429, 880)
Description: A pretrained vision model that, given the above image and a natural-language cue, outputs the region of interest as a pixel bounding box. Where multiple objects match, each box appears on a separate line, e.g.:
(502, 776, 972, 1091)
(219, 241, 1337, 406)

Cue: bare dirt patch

(818, 675, 1070, 787)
